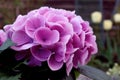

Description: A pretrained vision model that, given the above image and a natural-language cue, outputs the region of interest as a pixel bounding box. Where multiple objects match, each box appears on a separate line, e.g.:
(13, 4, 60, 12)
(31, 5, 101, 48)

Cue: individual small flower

(70, 16, 83, 34)
(0, 30, 7, 46)
(11, 30, 32, 46)
(4, 6, 98, 76)
(25, 14, 45, 38)
(31, 45, 51, 61)
(11, 30, 35, 51)
(12, 15, 27, 31)
(34, 27, 60, 45)
(48, 42, 66, 71)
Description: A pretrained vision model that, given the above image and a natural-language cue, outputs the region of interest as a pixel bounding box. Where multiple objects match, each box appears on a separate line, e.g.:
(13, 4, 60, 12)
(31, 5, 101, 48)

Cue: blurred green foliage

(0, 73, 20, 80)
(89, 31, 120, 71)
(0, 0, 44, 25)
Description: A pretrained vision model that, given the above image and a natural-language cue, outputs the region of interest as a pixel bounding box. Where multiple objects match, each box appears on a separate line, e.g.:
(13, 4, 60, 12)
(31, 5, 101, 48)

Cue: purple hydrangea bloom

(4, 7, 98, 76)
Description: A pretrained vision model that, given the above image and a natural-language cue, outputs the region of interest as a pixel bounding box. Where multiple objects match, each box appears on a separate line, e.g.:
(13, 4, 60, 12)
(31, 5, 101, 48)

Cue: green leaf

(0, 39, 14, 52)
(106, 33, 113, 62)
(0, 72, 20, 80)
(77, 65, 112, 80)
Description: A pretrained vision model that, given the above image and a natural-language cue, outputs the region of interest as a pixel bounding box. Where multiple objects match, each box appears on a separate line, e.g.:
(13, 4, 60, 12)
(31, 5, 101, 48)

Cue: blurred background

(0, 0, 120, 78)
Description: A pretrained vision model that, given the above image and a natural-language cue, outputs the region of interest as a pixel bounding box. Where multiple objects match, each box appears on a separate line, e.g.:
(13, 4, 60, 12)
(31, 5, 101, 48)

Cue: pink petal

(70, 16, 83, 34)
(4, 26, 14, 39)
(79, 49, 89, 65)
(35, 27, 60, 45)
(72, 33, 81, 48)
(66, 41, 73, 53)
(38, 7, 50, 15)
(64, 54, 70, 62)
(27, 9, 38, 17)
(63, 11, 76, 20)
(66, 41, 78, 54)
(73, 48, 89, 67)
(0, 30, 7, 44)
(81, 21, 93, 33)
(3, 24, 11, 32)
(12, 15, 27, 31)
(11, 43, 36, 51)
(73, 50, 80, 68)
(85, 34, 95, 43)
(58, 21, 74, 36)
(66, 54, 74, 76)
(85, 35, 98, 54)
(31, 46, 51, 61)
(25, 15, 45, 38)
(47, 13, 68, 22)
(48, 54, 63, 71)
(60, 35, 71, 44)
(79, 31, 85, 48)
(12, 30, 32, 46)
(87, 42, 98, 54)
(54, 42, 66, 62)
(50, 23, 64, 35)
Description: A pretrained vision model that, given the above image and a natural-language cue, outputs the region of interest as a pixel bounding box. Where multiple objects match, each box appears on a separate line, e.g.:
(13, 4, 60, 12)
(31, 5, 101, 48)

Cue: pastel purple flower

(85, 34, 98, 54)
(53, 42, 66, 62)
(60, 35, 71, 44)
(48, 21, 73, 37)
(81, 21, 93, 34)
(27, 9, 38, 17)
(4, 7, 98, 76)
(70, 16, 83, 34)
(3, 24, 11, 32)
(25, 14, 45, 38)
(11, 30, 32, 45)
(48, 42, 66, 70)
(11, 43, 36, 51)
(11, 30, 35, 51)
(58, 22, 73, 36)
(74, 31, 85, 48)
(46, 13, 68, 23)
(66, 40, 78, 54)
(66, 54, 74, 76)
(38, 7, 50, 15)
(50, 23, 64, 34)
(3, 25, 13, 38)
(48, 54, 63, 71)
(0, 30, 7, 46)
(12, 15, 27, 31)
(35, 27, 60, 45)
(31, 46, 51, 61)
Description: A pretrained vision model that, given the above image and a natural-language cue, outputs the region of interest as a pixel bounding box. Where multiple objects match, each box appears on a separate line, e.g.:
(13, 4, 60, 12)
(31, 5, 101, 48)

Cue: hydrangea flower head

(4, 7, 98, 75)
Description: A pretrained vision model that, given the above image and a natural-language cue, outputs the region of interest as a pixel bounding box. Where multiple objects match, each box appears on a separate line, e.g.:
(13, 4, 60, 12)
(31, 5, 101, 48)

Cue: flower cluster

(3, 7, 97, 75)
